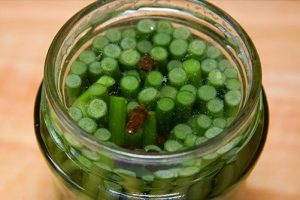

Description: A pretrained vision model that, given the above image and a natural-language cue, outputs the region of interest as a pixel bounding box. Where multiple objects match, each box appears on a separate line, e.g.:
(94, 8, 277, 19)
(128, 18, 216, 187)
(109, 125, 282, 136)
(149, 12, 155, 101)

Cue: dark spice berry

(138, 55, 156, 71)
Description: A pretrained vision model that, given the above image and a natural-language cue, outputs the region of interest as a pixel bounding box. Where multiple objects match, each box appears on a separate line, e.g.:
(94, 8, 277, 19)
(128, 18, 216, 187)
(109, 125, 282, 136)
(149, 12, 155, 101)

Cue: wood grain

(0, 1, 299, 199)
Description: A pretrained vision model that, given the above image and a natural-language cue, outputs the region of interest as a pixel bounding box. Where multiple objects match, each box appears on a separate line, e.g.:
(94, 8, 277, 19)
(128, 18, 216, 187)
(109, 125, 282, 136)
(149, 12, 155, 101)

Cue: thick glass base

(34, 85, 269, 200)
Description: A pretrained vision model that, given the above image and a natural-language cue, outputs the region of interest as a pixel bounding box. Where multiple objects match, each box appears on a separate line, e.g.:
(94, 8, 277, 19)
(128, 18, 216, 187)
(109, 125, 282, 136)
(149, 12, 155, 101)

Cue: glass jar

(34, 0, 269, 199)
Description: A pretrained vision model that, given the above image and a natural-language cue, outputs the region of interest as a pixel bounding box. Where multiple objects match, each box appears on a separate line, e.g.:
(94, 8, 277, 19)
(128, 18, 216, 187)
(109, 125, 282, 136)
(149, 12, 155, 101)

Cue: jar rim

(44, 0, 262, 163)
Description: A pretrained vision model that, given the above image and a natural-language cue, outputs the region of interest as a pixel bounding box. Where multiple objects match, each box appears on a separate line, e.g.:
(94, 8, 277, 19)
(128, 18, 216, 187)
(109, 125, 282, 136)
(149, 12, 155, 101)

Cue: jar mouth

(44, 0, 261, 163)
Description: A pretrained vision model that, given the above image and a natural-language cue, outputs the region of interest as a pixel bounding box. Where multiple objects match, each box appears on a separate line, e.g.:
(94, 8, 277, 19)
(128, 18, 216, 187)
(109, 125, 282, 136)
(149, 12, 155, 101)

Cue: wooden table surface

(0, 1, 299, 199)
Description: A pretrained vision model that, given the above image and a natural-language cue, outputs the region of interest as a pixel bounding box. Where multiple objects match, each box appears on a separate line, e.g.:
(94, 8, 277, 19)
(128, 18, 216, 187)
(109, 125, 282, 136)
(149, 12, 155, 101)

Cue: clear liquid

(64, 18, 243, 153)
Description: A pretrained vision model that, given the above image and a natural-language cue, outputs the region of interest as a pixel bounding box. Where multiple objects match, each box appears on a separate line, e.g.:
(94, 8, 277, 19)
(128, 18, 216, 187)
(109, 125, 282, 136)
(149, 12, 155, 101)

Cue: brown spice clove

(156, 134, 167, 148)
(126, 104, 148, 134)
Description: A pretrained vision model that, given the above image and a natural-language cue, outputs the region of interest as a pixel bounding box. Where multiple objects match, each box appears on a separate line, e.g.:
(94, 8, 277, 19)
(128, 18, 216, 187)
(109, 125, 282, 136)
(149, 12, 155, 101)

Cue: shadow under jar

(34, 0, 269, 200)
